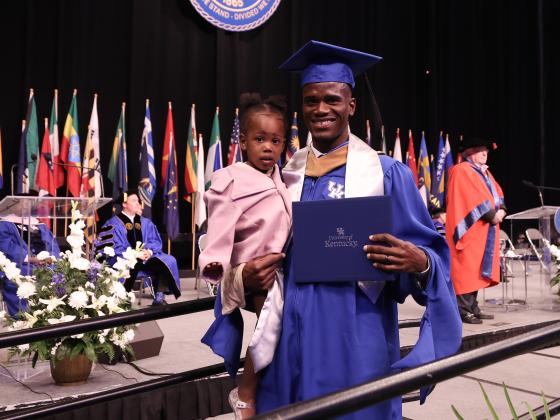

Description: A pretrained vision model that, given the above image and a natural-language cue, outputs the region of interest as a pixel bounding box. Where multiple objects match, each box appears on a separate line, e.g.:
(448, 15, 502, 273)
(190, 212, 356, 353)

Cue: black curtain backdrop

(1, 0, 559, 234)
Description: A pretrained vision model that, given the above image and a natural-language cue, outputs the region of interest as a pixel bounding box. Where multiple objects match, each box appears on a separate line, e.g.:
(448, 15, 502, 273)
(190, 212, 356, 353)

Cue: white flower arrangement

(0, 200, 143, 365)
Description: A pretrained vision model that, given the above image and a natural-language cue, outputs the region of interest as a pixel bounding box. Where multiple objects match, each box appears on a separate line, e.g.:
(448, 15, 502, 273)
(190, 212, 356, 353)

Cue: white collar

(121, 211, 136, 222)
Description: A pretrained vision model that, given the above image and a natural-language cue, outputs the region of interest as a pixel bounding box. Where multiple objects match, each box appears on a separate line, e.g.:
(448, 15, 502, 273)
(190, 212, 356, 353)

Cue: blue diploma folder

(292, 196, 394, 283)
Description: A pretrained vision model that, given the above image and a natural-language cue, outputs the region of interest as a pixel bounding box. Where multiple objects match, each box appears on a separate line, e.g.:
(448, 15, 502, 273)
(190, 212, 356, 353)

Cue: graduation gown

(0, 221, 60, 316)
(256, 136, 462, 419)
(445, 162, 504, 295)
(96, 214, 181, 298)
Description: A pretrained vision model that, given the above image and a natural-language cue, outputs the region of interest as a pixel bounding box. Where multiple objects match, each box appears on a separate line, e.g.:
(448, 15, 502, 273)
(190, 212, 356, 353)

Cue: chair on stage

(525, 228, 549, 272)
(133, 276, 155, 306)
(195, 234, 217, 297)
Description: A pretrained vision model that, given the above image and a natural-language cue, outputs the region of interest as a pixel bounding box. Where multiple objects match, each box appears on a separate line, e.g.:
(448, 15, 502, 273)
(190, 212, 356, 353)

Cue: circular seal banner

(190, 0, 281, 32)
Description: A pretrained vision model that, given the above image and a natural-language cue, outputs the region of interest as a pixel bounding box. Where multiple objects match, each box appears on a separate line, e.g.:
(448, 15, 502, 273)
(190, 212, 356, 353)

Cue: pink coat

(198, 163, 292, 282)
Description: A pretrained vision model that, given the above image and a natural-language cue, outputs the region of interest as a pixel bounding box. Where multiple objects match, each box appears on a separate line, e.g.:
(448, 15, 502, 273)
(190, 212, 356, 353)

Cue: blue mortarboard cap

(279, 40, 382, 88)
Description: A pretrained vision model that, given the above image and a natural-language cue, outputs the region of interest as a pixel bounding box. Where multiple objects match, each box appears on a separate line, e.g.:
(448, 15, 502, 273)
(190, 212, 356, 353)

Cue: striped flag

(285, 112, 301, 162)
(50, 90, 64, 189)
(393, 128, 402, 162)
(138, 99, 157, 218)
(443, 133, 455, 200)
(432, 131, 453, 207)
(227, 108, 242, 165)
(205, 107, 223, 189)
(417, 131, 431, 206)
(184, 104, 197, 201)
(36, 118, 56, 196)
(406, 129, 419, 185)
(60, 90, 82, 197)
(108, 103, 128, 200)
(195, 133, 206, 228)
(81, 94, 101, 198)
(163, 130, 179, 240)
(16, 120, 28, 194)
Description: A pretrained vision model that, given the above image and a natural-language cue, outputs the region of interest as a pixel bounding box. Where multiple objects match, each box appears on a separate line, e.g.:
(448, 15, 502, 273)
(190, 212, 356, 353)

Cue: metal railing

(252, 322, 560, 419)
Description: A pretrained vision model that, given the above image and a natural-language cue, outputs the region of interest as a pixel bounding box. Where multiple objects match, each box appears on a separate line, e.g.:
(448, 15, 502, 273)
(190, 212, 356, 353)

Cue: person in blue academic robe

(95, 191, 181, 304)
(0, 216, 60, 316)
(235, 41, 462, 419)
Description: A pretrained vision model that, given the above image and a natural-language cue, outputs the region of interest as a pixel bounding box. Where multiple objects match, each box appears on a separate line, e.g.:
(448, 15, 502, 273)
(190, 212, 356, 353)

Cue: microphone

(522, 179, 544, 206)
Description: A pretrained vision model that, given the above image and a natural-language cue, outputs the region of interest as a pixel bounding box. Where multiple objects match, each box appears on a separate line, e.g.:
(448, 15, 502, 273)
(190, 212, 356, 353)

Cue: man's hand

(138, 249, 151, 261)
(492, 209, 506, 225)
(364, 233, 428, 273)
(242, 253, 285, 291)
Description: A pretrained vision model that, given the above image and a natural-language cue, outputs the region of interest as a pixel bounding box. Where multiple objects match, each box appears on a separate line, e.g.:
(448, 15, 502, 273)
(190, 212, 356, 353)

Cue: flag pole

(52, 89, 58, 238)
(191, 193, 196, 270)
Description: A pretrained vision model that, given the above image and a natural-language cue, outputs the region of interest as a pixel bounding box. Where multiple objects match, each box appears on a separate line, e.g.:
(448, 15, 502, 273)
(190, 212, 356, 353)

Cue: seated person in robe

(95, 190, 181, 305)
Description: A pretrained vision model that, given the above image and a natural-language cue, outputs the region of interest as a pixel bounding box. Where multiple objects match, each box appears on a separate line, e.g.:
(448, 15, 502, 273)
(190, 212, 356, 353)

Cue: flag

(24, 90, 40, 191)
(393, 128, 402, 162)
(381, 125, 387, 154)
(16, 120, 29, 194)
(139, 99, 157, 218)
(417, 131, 431, 206)
(0, 128, 3, 189)
(81, 94, 101, 198)
(432, 132, 454, 207)
(108, 103, 128, 200)
(406, 129, 419, 185)
(365, 119, 372, 147)
(184, 104, 197, 201)
(227, 108, 242, 165)
(60, 90, 82, 197)
(205, 106, 223, 189)
(161, 102, 173, 188)
(50, 90, 64, 189)
(195, 133, 206, 228)
(285, 111, 300, 162)
(163, 131, 179, 240)
(36, 118, 56, 196)
(443, 133, 455, 199)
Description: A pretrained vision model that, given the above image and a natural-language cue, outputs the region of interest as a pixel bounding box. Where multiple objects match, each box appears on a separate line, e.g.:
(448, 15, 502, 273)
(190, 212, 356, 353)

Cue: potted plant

(0, 201, 142, 385)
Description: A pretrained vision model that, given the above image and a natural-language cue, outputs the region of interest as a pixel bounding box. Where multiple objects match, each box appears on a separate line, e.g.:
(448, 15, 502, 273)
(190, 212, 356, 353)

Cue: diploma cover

(292, 196, 394, 283)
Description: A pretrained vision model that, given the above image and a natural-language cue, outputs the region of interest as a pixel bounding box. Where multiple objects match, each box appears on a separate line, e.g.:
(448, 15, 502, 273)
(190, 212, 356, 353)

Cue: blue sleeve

(382, 159, 462, 402)
(141, 218, 163, 255)
(0, 222, 27, 267)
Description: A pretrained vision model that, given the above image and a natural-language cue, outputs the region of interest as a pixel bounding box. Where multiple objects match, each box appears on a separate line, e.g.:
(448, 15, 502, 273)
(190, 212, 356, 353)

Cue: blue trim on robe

(468, 164, 504, 279)
(452, 200, 492, 245)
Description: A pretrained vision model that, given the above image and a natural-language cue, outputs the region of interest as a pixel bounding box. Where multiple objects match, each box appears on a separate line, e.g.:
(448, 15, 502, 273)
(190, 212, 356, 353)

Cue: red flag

(161, 102, 173, 187)
(406, 129, 419, 185)
(36, 118, 56, 196)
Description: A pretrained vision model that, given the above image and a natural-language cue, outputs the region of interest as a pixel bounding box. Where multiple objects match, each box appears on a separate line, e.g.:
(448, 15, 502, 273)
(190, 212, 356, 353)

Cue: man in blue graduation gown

(95, 191, 181, 305)
(0, 213, 59, 316)
(239, 41, 462, 419)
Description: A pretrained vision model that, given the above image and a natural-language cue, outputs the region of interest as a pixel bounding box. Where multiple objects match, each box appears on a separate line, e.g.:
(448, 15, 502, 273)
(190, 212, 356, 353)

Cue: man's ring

(384, 255, 389, 264)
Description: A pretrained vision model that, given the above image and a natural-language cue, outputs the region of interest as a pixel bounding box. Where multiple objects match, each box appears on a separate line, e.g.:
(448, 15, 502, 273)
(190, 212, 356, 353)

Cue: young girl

(199, 93, 291, 419)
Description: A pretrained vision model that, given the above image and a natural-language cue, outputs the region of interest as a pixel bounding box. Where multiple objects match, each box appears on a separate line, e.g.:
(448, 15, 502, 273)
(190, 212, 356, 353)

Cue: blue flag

(139, 100, 157, 218)
(163, 136, 179, 240)
(432, 132, 454, 207)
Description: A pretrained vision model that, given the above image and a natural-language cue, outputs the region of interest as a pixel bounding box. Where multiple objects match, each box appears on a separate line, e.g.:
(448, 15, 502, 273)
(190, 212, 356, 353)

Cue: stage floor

(0, 263, 559, 419)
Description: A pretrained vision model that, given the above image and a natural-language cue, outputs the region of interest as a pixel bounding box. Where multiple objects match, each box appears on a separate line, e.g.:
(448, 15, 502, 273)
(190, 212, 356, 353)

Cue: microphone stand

(522, 180, 560, 207)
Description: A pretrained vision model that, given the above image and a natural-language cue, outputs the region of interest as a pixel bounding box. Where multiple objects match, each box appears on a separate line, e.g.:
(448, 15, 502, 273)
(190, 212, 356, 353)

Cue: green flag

(26, 89, 40, 190)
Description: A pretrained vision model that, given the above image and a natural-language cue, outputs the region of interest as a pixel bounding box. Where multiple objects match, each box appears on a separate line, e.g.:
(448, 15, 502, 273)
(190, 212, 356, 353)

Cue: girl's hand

(203, 262, 224, 280)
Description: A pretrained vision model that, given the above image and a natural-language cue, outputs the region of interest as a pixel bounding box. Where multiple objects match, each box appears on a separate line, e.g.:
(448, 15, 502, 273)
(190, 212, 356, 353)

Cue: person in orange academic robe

(446, 137, 506, 324)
